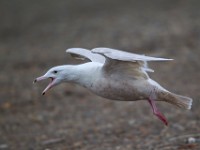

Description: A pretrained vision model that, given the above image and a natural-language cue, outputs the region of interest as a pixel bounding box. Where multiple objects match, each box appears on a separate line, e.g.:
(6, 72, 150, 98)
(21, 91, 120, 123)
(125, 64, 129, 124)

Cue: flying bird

(34, 47, 193, 125)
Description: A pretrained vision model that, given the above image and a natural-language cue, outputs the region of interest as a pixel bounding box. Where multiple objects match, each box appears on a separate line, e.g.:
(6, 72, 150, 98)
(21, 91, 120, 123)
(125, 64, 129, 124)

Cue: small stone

(188, 137, 196, 144)
(128, 119, 135, 125)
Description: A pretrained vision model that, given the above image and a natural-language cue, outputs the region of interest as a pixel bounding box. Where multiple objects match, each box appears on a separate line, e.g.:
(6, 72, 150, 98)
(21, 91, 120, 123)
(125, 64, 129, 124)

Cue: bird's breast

(88, 76, 147, 101)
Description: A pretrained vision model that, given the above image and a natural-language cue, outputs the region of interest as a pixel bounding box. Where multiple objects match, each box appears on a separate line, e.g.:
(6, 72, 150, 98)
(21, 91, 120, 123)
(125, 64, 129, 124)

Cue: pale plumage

(34, 47, 192, 125)
(67, 48, 105, 63)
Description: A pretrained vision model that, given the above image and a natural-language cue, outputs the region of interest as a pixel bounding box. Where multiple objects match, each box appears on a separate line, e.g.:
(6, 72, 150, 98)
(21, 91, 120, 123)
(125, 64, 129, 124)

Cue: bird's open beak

(33, 76, 56, 95)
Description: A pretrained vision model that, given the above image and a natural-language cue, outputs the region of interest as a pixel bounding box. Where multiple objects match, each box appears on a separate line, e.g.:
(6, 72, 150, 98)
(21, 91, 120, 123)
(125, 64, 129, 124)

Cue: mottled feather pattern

(103, 59, 149, 80)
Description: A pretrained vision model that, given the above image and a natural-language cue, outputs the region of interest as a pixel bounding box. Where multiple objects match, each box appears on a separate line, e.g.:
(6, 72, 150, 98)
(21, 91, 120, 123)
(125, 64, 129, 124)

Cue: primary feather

(91, 47, 173, 62)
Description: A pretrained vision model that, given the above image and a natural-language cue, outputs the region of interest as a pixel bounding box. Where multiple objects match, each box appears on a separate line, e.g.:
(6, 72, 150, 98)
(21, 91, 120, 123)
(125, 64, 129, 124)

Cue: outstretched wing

(92, 47, 173, 62)
(91, 47, 173, 79)
(66, 48, 105, 63)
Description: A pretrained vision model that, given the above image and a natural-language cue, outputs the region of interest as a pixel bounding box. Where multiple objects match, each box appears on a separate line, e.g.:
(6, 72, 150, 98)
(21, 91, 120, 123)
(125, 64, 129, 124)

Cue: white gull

(34, 47, 193, 125)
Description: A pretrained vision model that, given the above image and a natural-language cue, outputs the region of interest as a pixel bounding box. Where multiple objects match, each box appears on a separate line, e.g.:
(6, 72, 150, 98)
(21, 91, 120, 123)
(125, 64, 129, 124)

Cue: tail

(157, 91, 193, 110)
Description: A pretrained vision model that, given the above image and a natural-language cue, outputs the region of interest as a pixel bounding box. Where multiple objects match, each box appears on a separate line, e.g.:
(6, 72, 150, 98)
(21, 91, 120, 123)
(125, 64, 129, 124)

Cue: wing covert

(91, 47, 173, 78)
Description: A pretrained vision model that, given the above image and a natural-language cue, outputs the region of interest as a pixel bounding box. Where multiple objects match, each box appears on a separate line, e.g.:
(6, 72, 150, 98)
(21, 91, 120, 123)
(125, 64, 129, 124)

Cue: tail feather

(157, 91, 193, 110)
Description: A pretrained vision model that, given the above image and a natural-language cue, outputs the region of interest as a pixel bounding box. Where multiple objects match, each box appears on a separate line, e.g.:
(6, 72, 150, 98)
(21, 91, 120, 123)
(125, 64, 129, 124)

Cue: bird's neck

(63, 62, 102, 87)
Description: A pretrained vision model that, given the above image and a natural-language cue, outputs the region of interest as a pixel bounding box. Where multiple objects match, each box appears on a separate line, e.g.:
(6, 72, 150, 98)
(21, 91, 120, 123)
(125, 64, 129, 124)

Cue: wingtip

(66, 48, 91, 53)
(168, 58, 174, 61)
(66, 48, 79, 53)
(66, 48, 73, 53)
(65, 49, 69, 53)
(154, 58, 174, 61)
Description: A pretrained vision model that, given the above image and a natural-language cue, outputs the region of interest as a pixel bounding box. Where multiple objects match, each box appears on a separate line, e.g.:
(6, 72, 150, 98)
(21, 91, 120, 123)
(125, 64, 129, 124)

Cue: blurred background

(0, 0, 200, 149)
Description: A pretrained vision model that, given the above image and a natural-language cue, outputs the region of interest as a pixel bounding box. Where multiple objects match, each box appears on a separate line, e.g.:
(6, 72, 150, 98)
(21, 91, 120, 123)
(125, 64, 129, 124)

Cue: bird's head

(34, 65, 68, 95)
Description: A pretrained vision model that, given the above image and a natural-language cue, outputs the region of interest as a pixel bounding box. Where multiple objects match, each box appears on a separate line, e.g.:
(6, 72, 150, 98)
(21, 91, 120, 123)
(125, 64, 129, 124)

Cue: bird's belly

(89, 79, 148, 101)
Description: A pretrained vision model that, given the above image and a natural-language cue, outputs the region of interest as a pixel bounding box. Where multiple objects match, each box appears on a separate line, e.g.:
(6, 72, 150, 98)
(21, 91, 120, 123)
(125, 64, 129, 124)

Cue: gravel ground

(0, 0, 200, 149)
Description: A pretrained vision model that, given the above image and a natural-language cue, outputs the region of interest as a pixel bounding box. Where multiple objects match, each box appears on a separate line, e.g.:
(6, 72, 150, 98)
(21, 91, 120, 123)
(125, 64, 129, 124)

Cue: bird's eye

(53, 70, 58, 74)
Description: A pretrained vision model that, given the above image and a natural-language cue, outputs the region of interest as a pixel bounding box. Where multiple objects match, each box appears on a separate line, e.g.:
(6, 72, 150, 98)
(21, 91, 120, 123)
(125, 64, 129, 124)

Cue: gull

(34, 47, 193, 125)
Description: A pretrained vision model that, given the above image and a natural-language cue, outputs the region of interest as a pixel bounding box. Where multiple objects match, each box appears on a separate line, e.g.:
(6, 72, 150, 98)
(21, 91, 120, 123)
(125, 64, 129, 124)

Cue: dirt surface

(0, 0, 200, 149)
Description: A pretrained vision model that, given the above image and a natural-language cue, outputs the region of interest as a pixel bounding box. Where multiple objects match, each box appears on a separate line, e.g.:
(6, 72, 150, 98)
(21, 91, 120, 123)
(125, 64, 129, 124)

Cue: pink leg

(148, 99, 168, 126)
